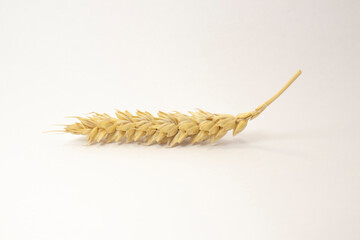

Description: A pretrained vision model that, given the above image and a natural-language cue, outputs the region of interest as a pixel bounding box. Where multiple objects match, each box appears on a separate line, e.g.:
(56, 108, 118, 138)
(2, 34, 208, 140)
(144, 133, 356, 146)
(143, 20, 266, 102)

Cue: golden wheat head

(63, 70, 302, 147)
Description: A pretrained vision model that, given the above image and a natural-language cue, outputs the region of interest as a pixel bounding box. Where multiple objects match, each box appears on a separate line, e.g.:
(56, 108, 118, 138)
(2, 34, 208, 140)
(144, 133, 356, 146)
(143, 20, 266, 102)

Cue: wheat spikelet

(63, 70, 302, 146)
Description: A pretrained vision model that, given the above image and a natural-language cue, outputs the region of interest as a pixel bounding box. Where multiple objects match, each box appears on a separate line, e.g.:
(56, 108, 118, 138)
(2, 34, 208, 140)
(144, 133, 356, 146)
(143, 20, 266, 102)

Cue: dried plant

(63, 70, 302, 146)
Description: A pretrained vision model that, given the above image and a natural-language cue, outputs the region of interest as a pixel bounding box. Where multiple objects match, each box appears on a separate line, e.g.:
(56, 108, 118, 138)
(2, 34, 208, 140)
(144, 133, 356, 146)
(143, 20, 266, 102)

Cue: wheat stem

(248, 70, 302, 119)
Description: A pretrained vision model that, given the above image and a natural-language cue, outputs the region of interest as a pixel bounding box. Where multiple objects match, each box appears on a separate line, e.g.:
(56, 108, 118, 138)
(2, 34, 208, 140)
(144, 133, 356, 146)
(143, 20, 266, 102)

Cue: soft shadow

(62, 130, 306, 152)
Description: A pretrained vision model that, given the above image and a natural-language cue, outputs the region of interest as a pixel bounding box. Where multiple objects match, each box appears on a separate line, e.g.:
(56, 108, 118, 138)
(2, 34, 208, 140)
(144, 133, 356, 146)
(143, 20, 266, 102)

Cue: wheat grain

(63, 70, 302, 146)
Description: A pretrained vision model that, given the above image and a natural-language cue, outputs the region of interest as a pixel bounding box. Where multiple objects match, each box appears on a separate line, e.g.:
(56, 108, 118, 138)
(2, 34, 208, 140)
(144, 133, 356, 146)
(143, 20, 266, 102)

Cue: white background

(1, 0, 360, 239)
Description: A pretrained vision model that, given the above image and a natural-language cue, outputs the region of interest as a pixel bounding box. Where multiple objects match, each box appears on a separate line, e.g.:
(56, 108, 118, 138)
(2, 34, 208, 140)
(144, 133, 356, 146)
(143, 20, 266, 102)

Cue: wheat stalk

(63, 70, 302, 146)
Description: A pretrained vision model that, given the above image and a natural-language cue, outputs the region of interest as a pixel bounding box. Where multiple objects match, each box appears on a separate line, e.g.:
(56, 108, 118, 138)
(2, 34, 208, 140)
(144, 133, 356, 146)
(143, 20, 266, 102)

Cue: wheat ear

(63, 70, 302, 146)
